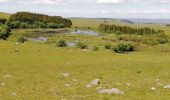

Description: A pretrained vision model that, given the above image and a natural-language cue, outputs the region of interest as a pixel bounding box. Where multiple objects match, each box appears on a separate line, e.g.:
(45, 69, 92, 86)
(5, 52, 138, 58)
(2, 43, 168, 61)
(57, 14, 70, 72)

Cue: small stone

(126, 83, 131, 86)
(164, 85, 170, 89)
(90, 79, 100, 85)
(15, 42, 19, 45)
(62, 73, 70, 77)
(65, 84, 70, 87)
(151, 87, 156, 90)
(98, 88, 124, 95)
(156, 79, 160, 82)
(4, 74, 12, 78)
(85, 85, 92, 88)
(11, 92, 17, 96)
(0, 83, 5, 86)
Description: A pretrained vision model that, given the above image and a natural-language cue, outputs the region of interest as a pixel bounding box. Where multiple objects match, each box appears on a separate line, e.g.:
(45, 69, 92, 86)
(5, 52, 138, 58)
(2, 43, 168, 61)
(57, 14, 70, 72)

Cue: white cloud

(30, 0, 170, 5)
(32, 0, 62, 5)
(0, 0, 9, 2)
(97, 0, 124, 4)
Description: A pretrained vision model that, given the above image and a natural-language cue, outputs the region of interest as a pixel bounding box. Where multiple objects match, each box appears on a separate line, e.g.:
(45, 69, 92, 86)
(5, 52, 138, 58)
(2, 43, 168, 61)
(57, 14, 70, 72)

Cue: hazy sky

(0, 0, 170, 18)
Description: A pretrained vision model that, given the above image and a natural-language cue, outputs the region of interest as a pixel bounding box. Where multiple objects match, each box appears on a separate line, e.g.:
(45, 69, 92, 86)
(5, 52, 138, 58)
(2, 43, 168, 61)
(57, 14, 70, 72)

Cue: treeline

(99, 24, 165, 35)
(8, 12, 72, 29)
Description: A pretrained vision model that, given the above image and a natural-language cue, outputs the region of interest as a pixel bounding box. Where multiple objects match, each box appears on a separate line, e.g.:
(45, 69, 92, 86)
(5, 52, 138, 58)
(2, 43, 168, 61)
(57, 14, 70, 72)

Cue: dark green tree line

(9, 12, 72, 29)
(99, 24, 164, 35)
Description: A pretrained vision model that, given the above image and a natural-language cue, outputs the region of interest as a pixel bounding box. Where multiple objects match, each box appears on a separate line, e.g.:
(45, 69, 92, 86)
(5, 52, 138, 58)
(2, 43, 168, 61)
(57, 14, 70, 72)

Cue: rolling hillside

(0, 12, 11, 19)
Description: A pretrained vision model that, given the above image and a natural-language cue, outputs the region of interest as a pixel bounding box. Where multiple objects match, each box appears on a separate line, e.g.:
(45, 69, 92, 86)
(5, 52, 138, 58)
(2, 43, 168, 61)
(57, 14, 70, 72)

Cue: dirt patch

(160, 49, 170, 52)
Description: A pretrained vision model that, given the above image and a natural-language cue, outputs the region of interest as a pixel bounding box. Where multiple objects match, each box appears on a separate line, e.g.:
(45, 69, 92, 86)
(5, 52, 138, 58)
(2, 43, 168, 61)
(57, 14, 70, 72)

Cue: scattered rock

(0, 82, 5, 86)
(4, 74, 12, 78)
(11, 92, 17, 96)
(98, 88, 124, 95)
(65, 84, 71, 87)
(15, 42, 19, 45)
(164, 85, 170, 89)
(126, 83, 131, 86)
(151, 87, 156, 90)
(62, 73, 70, 77)
(90, 79, 100, 85)
(156, 79, 161, 82)
(85, 85, 92, 88)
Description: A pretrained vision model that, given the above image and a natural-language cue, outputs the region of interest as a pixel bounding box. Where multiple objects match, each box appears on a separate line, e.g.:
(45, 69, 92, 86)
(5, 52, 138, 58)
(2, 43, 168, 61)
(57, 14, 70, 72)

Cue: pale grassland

(0, 12, 10, 19)
(0, 14, 170, 99)
(0, 28, 170, 99)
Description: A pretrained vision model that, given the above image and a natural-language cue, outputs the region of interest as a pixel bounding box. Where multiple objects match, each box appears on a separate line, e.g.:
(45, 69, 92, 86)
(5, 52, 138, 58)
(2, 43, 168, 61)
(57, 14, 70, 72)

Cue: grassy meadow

(0, 12, 10, 19)
(1, 13, 170, 99)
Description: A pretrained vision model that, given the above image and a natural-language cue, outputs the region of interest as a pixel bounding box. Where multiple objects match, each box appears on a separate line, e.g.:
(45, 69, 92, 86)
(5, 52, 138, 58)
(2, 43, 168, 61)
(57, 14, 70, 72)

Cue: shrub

(47, 23, 59, 28)
(0, 25, 11, 40)
(158, 38, 168, 44)
(92, 45, 99, 51)
(17, 37, 27, 43)
(58, 24, 65, 28)
(104, 43, 111, 49)
(56, 39, 67, 47)
(34, 22, 47, 28)
(76, 42, 88, 49)
(0, 18, 6, 24)
(113, 43, 134, 53)
(9, 21, 21, 29)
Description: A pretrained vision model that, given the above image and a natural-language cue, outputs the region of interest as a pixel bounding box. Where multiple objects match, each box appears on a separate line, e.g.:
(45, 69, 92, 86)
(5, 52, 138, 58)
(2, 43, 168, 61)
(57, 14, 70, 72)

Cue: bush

(56, 39, 67, 47)
(9, 21, 21, 29)
(104, 43, 111, 49)
(0, 25, 11, 40)
(58, 24, 65, 28)
(76, 42, 88, 49)
(158, 38, 168, 44)
(47, 23, 59, 28)
(34, 22, 47, 28)
(113, 43, 134, 53)
(92, 45, 99, 51)
(0, 18, 6, 24)
(17, 37, 27, 43)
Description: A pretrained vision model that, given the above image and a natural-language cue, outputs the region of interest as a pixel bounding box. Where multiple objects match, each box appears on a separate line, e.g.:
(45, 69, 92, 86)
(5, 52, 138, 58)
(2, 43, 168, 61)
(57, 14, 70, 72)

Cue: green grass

(0, 12, 11, 19)
(70, 18, 170, 35)
(0, 28, 170, 99)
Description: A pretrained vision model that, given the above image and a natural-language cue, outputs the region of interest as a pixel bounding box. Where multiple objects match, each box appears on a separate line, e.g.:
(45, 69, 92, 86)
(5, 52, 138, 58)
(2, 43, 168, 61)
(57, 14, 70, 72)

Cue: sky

(0, 0, 170, 18)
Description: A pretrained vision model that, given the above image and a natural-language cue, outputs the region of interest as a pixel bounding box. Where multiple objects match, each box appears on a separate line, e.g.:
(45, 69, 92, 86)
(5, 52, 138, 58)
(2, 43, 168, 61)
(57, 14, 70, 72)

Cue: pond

(28, 29, 100, 36)
(71, 30, 99, 36)
(32, 37, 48, 42)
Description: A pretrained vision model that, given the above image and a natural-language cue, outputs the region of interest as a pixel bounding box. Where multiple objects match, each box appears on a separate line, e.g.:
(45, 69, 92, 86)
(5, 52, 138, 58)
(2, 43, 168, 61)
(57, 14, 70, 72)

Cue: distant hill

(120, 19, 134, 24)
(121, 18, 170, 25)
(0, 12, 11, 19)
